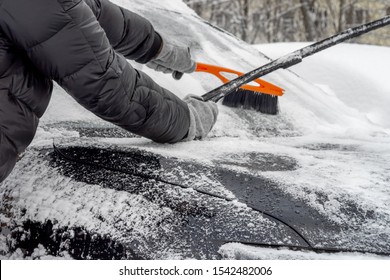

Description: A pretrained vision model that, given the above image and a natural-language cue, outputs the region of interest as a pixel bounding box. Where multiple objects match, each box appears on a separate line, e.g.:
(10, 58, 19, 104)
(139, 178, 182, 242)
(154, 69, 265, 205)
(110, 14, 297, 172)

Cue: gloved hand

(146, 36, 196, 74)
(183, 95, 219, 141)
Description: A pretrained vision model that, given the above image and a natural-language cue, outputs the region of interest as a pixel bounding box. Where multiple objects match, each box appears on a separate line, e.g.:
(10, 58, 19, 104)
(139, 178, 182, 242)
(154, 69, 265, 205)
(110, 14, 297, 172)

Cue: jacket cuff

(144, 32, 163, 63)
(181, 103, 196, 142)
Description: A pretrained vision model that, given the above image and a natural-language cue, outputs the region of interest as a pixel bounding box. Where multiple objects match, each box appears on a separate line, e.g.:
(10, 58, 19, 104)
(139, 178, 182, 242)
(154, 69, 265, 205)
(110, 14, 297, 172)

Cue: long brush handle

(202, 15, 390, 102)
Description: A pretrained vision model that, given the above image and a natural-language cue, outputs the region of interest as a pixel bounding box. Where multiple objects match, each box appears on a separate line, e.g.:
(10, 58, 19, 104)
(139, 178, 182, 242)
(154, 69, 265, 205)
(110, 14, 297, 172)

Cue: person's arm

(84, 0, 162, 63)
(85, 0, 195, 73)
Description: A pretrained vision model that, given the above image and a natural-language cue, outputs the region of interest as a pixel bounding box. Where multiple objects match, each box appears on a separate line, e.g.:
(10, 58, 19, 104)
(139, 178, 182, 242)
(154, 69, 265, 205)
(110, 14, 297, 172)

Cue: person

(0, 0, 218, 183)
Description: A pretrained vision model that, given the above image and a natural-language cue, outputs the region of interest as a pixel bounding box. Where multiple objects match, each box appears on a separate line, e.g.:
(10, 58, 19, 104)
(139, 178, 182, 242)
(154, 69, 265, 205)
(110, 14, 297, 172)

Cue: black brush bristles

(222, 89, 279, 115)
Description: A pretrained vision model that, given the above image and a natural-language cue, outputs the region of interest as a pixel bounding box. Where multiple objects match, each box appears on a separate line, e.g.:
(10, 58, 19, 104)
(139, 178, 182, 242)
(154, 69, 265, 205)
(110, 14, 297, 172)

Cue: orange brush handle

(196, 62, 284, 96)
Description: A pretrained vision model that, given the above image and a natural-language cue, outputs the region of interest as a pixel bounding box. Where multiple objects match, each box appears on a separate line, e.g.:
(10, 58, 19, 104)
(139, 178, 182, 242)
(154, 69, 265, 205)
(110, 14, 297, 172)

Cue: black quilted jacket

(0, 0, 190, 182)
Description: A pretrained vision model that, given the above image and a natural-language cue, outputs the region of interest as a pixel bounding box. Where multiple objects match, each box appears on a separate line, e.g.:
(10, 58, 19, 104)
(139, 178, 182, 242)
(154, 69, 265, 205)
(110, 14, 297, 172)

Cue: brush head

(222, 89, 279, 115)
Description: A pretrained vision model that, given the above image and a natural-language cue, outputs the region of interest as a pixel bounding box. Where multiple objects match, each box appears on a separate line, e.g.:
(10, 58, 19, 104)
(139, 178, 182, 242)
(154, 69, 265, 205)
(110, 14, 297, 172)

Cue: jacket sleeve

(84, 0, 162, 63)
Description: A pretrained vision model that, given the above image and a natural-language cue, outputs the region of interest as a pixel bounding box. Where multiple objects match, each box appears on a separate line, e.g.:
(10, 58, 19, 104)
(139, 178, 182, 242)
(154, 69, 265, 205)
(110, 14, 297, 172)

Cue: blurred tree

(299, 0, 316, 41)
(183, 0, 390, 46)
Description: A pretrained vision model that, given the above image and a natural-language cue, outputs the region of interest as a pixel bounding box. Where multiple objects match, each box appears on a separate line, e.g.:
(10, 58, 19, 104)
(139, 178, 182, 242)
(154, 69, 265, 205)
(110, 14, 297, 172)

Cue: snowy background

(1, 0, 389, 260)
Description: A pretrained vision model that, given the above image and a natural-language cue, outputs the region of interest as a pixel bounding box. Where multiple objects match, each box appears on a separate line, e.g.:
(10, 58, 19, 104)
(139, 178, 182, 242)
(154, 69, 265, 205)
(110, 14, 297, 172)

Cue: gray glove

(147, 37, 196, 74)
(183, 95, 219, 141)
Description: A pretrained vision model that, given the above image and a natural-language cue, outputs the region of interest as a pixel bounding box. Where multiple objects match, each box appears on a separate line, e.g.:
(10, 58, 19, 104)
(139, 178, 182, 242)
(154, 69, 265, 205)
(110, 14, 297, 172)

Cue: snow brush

(175, 15, 390, 115)
(173, 62, 284, 115)
(194, 62, 284, 114)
